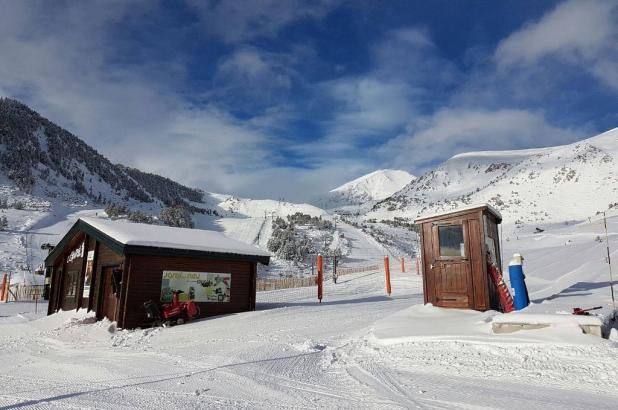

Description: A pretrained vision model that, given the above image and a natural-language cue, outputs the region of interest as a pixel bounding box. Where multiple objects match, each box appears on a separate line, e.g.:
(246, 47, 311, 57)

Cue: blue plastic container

(508, 254, 530, 310)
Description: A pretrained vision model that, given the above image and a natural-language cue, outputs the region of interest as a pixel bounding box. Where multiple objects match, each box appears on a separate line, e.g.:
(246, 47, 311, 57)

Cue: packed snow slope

(370, 127, 618, 226)
(319, 169, 415, 209)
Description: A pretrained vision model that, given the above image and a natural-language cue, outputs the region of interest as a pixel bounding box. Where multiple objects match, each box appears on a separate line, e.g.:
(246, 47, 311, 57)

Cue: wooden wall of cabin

(47, 232, 124, 316)
(120, 255, 255, 329)
(54, 232, 86, 312)
(91, 242, 124, 320)
(467, 212, 488, 310)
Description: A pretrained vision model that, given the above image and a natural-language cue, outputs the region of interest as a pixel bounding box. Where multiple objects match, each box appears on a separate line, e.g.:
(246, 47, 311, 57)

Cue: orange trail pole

(317, 254, 323, 303)
(400, 256, 405, 273)
(384, 256, 392, 296)
(0, 273, 6, 302)
(416, 257, 420, 275)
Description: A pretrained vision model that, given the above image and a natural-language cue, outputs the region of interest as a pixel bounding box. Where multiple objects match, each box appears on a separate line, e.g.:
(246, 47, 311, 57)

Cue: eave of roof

(414, 203, 502, 224)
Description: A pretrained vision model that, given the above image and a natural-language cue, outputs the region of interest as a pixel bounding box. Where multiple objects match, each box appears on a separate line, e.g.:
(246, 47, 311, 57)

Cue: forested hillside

(0, 98, 203, 206)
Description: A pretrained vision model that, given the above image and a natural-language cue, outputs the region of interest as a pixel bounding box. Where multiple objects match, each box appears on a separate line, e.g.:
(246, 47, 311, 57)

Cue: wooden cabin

(45, 217, 270, 329)
(415, 204, 502, 311)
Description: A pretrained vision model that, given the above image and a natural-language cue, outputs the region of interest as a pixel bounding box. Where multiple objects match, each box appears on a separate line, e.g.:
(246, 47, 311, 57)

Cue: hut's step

(492, 313, 603, 337)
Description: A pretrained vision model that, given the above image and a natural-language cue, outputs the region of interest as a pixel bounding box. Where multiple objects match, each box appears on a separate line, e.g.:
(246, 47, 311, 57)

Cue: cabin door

(61, 270, 79, 310)
(101, 267, 120, 322)
(430, 221, 473, 308)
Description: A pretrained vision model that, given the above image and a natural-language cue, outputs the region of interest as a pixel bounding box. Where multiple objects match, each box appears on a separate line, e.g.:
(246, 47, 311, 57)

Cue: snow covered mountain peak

(369, 127, 618, 227)
(331, 169, 415, 197)
(319, 169, 415, 209)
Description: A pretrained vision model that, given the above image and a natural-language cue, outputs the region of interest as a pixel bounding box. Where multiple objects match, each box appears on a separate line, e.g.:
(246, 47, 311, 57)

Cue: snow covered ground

(501, 211, 618, 323)
(1, 181, 617, 409)
(2, 211, 618, 409)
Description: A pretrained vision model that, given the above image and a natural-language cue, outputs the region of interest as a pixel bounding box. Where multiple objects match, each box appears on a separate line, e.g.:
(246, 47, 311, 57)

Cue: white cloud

(381, 108, 580, 170)
(129, 106, 275, 192)
(494, 0, 618, 90)
(0, 1, 603, 203)
(187, 0, 341, 43)
(325, 77, 415, 137)
(211, 47, 298, 110)
(0, 1, 299, 199)
(314, 28, 459, 162)
(216, 48, 292, 90)
(322, 30, 454, 134)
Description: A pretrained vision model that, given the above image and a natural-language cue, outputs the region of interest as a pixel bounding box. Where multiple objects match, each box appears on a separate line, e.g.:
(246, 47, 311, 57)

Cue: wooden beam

(118, 255, 132, 329)
(46, 266, 55, 315)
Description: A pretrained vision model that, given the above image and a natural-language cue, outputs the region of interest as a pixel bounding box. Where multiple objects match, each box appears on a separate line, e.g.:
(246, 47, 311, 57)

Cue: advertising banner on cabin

(161, 271, 231, 303)
(82, 250, 94, 298)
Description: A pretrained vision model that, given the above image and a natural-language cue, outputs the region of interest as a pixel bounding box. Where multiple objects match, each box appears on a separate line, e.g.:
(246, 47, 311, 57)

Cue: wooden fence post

(384, 256, 392, 296)
(317, 254, 323, 303)
(416, 257, 420, 275)
(0, 273, 6, 302)
(400, 256, 405, 273)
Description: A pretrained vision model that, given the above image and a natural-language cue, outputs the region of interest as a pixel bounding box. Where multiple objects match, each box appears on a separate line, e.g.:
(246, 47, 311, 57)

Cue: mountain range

(369, 127, 618, 228)
(2, 97, 617, 230)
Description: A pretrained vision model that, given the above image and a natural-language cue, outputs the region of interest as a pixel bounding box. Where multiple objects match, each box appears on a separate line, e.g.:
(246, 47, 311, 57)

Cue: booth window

(438, 225, 465, 257)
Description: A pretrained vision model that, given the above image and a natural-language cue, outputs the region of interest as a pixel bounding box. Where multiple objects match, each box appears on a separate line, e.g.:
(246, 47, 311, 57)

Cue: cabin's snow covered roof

(79, 217, 270, 258)
(414, 203, 502, 223)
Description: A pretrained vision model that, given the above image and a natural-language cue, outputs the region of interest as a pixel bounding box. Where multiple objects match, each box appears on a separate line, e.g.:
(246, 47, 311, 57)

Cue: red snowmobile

(143, 290, 200, 326)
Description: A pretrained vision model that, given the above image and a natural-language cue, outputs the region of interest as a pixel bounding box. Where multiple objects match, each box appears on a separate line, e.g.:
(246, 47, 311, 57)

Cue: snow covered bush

(286, 212, 333, 230)
(0, 215, 7, 230)
(160, 205, 194, 228)
(105, 202, 129, 219)
(267, 218, 313, 262)
(127, 210, 155, 224)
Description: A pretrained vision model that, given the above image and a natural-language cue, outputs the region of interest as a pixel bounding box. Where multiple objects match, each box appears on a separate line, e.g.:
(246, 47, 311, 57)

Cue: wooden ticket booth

(415, 204, 502, 311)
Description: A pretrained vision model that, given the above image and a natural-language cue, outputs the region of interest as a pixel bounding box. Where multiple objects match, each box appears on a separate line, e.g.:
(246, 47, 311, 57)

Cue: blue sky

(1, 0, 617, 201)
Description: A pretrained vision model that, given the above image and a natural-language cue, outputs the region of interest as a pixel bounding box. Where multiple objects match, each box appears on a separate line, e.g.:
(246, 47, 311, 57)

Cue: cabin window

(438, 225, 465, 257)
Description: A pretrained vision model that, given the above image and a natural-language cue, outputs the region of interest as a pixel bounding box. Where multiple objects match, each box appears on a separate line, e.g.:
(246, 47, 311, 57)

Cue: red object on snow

(487, 260, 515, 313)
(161, 290, 199, 322)
(572, 306, 602, 315)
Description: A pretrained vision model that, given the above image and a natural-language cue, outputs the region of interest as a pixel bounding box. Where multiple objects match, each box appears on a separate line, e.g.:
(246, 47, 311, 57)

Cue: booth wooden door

(430, 221, 474, 308)
(101, 267, 119, 322)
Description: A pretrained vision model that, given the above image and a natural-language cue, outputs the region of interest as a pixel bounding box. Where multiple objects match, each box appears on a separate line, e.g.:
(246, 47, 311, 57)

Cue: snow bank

(371, 304, 606, 346)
